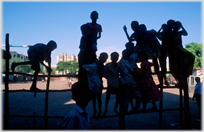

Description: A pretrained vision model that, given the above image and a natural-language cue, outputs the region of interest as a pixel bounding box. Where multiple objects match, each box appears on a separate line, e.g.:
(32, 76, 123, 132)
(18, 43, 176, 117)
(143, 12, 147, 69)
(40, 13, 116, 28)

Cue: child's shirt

(129, 53, 138, 69)
(106, 62, 120, 88)
(119, 58, 136, 86)
(195, 82, 202, 95)
(62, 104, 90, 130)
(83, 62, 101, 93)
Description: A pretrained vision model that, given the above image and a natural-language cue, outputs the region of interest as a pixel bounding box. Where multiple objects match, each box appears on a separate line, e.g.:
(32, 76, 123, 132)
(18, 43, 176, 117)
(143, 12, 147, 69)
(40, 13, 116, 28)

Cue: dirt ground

(1, 78, 202, 130)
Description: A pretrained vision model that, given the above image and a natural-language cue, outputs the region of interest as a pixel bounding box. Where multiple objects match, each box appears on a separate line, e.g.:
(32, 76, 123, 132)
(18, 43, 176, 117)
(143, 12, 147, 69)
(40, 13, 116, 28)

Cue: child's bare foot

(114, 109, 119, 115)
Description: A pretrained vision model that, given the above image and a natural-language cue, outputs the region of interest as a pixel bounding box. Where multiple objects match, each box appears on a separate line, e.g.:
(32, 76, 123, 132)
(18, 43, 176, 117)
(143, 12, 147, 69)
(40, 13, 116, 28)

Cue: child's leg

(30, 63, 40, 90)
(148, 102, 157, 111)
(141, 99, 147, 110)
(135, 98, 142, 110)
(114, 91, 120, 114)
(129, 98, 134, 110)
(102, 93, 110, 116)
(96, 94, 102, 118)
(91, 96, 97, 118)
(11, 61, 34, 72)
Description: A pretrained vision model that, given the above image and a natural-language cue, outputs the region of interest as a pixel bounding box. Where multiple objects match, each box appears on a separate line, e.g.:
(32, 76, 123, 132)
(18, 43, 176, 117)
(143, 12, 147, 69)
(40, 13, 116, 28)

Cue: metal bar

(1, 45, 32, 47)
(44, 72, 51, 129)
(3, 33, 10, 130)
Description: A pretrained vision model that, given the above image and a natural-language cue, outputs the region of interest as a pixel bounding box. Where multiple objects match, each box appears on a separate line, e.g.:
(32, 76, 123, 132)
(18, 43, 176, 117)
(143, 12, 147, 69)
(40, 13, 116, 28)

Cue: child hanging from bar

(11, 40, 57, 91)
(119, 49, 142, 114)
(139, 50, 163, 111)
(62, 82, 92, 130)
(102, 52, 120, 117)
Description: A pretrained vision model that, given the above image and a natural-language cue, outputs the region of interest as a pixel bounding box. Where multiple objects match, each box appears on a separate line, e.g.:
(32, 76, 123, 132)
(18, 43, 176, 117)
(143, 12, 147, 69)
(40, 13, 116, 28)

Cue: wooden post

(179, 77, 184, 129)
(183, 77, 192, 129)
(44, 72, 51, 129)
(4, 33, 10, 129)
(158, 71, 163, 129)
(119, 85, 125, 129)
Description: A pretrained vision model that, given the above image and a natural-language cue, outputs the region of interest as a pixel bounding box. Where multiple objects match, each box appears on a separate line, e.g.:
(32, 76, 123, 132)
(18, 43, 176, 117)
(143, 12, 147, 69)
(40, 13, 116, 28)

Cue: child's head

(110, 52, 119, 63)
(195, 77, 200, 83)
(47, 40, 57, 51)
(131, 21, 139, 31)
(139, 50, 148, 61)
(139, 24, 147, 33)
(125, 42, 134, 53)
(71, 82, 91, 108)
(90, 11, 98, 21)
(167, 19, 175, 30)
(99, 52, 108, 64)
(122, 49, 130, 60)
(173, 21, 181, 31)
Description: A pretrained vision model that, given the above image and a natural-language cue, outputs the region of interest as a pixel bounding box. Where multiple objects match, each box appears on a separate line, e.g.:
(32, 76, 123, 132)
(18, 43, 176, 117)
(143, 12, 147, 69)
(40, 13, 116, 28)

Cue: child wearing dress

(139, 50, 163, 111)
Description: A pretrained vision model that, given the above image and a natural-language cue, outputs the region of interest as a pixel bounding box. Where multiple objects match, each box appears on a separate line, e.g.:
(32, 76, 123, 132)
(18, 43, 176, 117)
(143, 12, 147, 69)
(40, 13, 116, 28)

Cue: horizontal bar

(3, 72, 78, 77)
(2, 45, 32, 47)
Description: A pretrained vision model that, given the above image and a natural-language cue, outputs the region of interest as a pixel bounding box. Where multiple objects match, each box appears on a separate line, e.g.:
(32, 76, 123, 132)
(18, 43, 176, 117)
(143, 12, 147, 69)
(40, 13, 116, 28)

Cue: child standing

(62, 82, 92, 130)
(102, 52, 120, 116)
(119, 49, 142, 113)
(92, 52, 109, 119)
(192, 77, 202, 119)
(139, 50, 163, 111)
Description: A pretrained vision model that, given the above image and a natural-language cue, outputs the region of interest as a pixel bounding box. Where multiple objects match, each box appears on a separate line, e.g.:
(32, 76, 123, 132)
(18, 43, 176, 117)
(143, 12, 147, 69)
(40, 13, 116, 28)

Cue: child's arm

(123, 25, 134, 42)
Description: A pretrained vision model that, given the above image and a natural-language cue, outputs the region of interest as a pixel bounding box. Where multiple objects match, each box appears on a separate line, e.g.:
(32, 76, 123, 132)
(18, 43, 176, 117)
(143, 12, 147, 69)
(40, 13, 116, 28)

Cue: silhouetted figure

(102, 52, 120, 117)
(157, 22, 173, 86)
(192, 77, 202, 119)
(62, 82, 92, 130)
(124, 22, 162, 86)
(119, 49, 142, 113)
(125, 42, 142, 113)
(139, 51, 163, 111)
(11, 40, 57, 91)
(169, 21, 195, 84)
(78, 11, 102, 68)
(82, 52, 101, 94)
(91, 52, 108, 119)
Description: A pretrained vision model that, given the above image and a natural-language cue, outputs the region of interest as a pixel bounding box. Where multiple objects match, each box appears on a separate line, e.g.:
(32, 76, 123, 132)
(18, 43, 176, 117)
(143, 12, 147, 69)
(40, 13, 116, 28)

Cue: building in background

(10, 51, 29, 61)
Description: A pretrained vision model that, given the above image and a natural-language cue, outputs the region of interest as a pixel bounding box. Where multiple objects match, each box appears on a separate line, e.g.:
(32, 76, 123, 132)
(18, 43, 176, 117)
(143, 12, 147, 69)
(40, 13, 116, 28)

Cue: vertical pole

(44, 72, 50, 129)
(33, 91, 36, 127)
(159, 71, 163, 129)
(183, 77, 192, 129)
(179, 77, 184, 129)
(4, 33, 10, 129)
(119, 85, 125, 129)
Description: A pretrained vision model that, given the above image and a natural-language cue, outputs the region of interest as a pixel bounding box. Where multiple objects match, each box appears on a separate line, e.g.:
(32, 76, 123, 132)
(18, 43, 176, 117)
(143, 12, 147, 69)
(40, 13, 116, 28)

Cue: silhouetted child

(169, 21, 195, 85)
(192, 77, 202, 119)
(102, 52, 120, 116)
(119, 49, 142, 113)
(83, 52, 101, 94)
(91, 52, 108, 119)
(139, 51, 163, 111)
(87, 11, 102, 52)
(125, 42, 142, 112)
(78, 11, 102, 68)
(11, 40, 57, 91)
(62, 82, 92, 130)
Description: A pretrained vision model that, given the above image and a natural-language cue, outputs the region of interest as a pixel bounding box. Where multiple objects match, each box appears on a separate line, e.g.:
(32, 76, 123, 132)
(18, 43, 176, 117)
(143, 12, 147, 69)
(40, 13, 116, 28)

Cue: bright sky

(2, 1, 202, 66)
